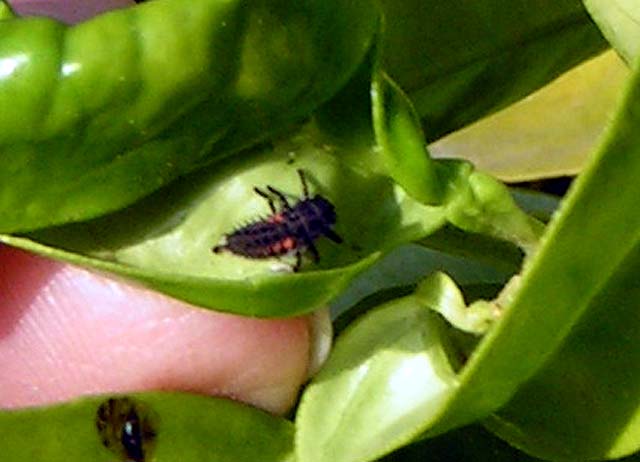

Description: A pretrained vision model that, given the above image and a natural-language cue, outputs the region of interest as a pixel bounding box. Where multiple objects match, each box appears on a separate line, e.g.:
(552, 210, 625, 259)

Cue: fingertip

(0, 247, 310, 414)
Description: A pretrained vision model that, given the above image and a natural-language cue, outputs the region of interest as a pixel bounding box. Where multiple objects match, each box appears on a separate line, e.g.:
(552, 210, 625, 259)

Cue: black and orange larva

(212, 169, 343, 271)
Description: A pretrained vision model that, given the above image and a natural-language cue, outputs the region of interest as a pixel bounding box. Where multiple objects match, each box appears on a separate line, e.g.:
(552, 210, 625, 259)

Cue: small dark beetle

(213, 169, 342, 271)
(96, 397, 156, 462)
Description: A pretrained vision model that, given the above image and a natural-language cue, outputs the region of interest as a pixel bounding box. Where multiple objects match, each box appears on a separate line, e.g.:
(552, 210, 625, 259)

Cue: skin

(0, 0, 312, 415)
(8, 0, 135, 22)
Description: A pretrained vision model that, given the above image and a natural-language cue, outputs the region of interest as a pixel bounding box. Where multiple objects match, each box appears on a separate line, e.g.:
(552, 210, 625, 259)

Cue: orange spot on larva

(282, 237, 296, 250)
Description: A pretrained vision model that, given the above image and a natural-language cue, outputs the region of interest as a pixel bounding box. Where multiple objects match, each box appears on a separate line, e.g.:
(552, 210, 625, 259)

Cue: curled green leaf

(371, 71, 442, 205)
(2, 124, 448, 316)
(443, 165, 545, 255)
(0, 0, 377, 233)
(319, 56, 545, 255)
(296, 294, 459, 462)
(1, 58, 543, 317)
(415, 272, 498, 335)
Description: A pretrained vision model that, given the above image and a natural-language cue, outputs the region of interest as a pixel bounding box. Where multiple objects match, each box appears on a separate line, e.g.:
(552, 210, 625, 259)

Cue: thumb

(0, 246, 311, 414)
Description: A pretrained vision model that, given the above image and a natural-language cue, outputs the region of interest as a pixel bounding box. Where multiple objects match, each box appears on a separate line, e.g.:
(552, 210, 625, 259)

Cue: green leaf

(430, 50, 628, 181)
(0, 21, 544, 331)
(415, 272, 498, 335)
(382, 39, 640, 461)
(584, 0, 640, 63)
(296, 294, 459, 462)
(371, 71, 442, 204)
(298, 269, 537, 462)
(1, 124, 448, 316)
(0, 0, 13, 19)
(0, 393, 293, 462)
(474, 47, 640, 460)
(296, 49, 640, 459)
(0, 0, 377, 233)
(442, 162, 545, 255)
(0, 60, 542, 316)
(379, 0, 608, 140)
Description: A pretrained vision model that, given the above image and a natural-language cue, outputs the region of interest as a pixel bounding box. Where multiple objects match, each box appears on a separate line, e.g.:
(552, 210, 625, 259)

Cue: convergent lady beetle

(212, 169, 343, 271)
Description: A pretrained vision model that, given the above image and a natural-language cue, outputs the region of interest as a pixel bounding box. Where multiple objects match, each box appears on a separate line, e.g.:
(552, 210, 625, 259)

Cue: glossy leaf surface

(1, 123, 448, 316)
(0, 0, 377, 233)
(1, 60, 543, 316)
(584, 0, 640, 62)
(430, 51, 628, 181)
(297, 43, 640, 462)
(0, 393, 294, 462)
(480, 50, 640, 460)
(380, 0, 608, 140)
(296, 295, 459, 462)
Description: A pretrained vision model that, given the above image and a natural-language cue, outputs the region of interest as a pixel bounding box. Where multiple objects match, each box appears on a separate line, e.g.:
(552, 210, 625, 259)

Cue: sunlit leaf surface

(430, 51, 628, 181)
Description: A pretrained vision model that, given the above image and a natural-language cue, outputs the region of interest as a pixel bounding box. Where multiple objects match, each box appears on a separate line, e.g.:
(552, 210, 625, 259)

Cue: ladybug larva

(96, 397, 157, 462)
(213, 169, 343, 272)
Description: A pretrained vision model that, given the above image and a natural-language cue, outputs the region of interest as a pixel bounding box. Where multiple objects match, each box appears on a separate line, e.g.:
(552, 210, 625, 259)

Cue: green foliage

(297, 294, 458, 462)
(2, 0, 640, 461)
(0, 0, 377, 232)
(379, 0, 609, 140)
(0, 393, 294, 461)
(430, 51, 628, 182)
(584, 0, 640, 63)
(486, 51, 640, 460)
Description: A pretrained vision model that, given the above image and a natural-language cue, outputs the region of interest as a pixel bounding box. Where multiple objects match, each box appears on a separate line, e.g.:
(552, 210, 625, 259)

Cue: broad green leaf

(422, 43, 640, 460)
(475, 54, 640, 460)
(0, 0, 377, 233)
(1, 125, 448, 316)
(430, 51, 628, 181)
(584, 0, 640, 62)
(486, 242, 640, 460)
(1, 64, 542, 316)
(0, 392, 293, 461)
(298, 50, 640, 462)
(296, 294, 459, 462)
(379, 0, 608, 140)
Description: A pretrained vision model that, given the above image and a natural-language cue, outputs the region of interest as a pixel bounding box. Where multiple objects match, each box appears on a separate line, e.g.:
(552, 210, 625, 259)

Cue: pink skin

(1, 2, 312, 414)
(0, 247, 310, 414)
(9, 0, 136, 23)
